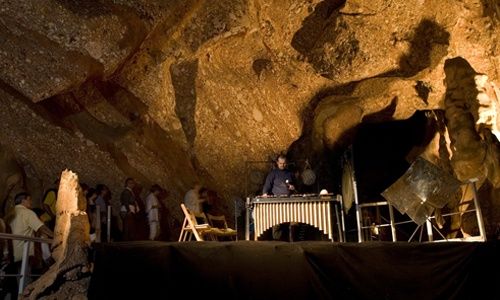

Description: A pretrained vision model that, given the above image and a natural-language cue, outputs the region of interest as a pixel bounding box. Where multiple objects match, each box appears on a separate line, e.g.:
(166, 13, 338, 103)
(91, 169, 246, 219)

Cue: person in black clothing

(120, 178, 140, 241)
(262, 154, 295, 197)
(262, 154, 296, 240)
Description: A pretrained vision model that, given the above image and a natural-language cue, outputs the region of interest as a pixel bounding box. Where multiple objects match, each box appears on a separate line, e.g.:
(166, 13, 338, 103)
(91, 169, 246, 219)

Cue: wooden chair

(179, 204, 232, 241)
(206, 213, 237, 241)
(179, 204, 210, 241)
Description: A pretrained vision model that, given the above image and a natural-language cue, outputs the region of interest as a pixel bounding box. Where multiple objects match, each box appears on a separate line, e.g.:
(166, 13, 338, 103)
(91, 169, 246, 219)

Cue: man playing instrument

(262, 154, 295, 197)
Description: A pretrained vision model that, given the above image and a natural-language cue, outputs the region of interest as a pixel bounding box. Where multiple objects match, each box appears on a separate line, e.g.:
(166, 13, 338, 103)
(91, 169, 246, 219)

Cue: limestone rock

(0, 0, 498, 239)
(22, 170, 90, 299)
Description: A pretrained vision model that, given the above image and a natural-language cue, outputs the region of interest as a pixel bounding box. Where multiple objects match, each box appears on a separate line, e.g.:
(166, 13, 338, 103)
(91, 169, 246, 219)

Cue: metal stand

(245, 197, 251, 241)
(408, 218, 447, 242)
(471, 179, 487, 240)
(107, 205, 112, 242)
(407, 180, 486, 242)
(337, 194, 347, 242)
(356, 201, 401, 242)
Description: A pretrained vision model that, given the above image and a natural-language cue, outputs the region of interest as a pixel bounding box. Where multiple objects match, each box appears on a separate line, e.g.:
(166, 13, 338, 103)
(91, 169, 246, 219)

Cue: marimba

(245, 194, 345, 242)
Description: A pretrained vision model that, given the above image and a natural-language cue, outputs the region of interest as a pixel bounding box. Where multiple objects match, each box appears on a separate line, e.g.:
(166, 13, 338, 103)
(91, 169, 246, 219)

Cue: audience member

(80, 183, 90, 199)
(40, 179, 59, 230)
(133, 183, 148, 240)
(145, 184, 163, 241)
(95, 184, 111, 241)
(157, 188, 173, 241)
(86, 188, 98, 241)
(120, 178, 141, 241)
(5, 192, 54, 291)
(183, 183, 205, 214)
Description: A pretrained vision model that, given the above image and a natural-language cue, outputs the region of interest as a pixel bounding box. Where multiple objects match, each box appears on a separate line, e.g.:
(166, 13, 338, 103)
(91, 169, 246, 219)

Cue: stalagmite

(22, 170, 91, 299)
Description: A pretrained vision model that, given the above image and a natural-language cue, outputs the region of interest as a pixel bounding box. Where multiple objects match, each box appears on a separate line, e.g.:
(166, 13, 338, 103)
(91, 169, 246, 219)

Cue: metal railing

(92, 205, 112, 243)
(0, 232, 52, 296)
(0, 205, 113, 297)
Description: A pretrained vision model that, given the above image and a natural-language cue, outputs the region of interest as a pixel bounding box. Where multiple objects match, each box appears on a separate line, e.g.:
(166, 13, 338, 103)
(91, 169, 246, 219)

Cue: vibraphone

(245, 194, 345, 242)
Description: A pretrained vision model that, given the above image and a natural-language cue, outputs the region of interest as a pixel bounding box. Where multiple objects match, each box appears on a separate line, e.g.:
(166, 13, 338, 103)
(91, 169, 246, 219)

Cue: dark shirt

(262, 169, 294, 196)
(120, 188, 135, 212)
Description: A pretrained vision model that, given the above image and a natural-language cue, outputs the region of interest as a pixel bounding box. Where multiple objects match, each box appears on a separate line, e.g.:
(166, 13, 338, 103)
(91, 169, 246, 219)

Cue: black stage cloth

(88, 241, 500, 299)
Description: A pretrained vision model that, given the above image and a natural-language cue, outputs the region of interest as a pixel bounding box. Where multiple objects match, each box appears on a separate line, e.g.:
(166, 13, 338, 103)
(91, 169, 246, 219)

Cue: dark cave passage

(341, 110, 440, 241)
(351, 110, 436, 203)
(285, 110, 441, 241)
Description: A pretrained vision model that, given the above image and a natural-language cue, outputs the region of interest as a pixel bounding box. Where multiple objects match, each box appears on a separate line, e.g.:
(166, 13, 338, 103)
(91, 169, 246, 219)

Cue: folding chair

(178, 204, 213, 241)
(178, 204, 234, 241)
(206, 213, 237, 241)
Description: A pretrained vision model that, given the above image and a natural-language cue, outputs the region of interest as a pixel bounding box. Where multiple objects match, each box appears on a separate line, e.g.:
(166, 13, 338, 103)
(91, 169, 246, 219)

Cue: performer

(262, 154, 295, 197)
(261, 154, 297, 241)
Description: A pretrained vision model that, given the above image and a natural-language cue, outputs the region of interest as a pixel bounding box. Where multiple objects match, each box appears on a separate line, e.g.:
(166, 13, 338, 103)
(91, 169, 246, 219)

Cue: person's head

(159, 188, 169, 200)
(133, 183, 143, 196)
(276, 154, 287, 170)
(193, 182, 202, 191)
(150, 184, 162, 195)
(86, 188, 98, 201)
(14, 192, 32, 209)
(125, 178, 136, 189)
(80, 183, 90, 194)
(96, 184, 110, 196)
(199, 187, 208, 198)
(206, 190, 219, 205)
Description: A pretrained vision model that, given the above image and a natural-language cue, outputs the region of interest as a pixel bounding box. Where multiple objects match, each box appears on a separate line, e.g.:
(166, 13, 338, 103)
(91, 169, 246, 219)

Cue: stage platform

(88, 240, 500, 299)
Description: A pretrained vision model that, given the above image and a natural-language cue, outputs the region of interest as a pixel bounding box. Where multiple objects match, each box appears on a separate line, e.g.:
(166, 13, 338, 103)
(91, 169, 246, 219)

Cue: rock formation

(22, 170, 91, 299)
(0, 0, 498, 239)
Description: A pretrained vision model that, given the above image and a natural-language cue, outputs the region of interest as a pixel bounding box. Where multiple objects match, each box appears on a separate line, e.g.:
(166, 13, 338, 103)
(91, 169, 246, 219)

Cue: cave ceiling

(0, 0, 499, 226)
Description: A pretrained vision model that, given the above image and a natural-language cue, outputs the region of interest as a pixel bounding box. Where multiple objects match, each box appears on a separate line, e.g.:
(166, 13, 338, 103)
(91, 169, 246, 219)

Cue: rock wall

(0, 0, 499, 238)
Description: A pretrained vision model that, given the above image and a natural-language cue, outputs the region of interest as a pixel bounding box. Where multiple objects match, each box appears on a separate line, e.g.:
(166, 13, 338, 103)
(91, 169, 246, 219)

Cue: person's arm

(262, 172, 274, 197)
(36, 224, 54, 238)
(129, 203, 138, 213)
(286, 172, 296, 192)
(145, 195, 151, 214)
(27, 210, 53, 239)
(121, 190, 137, 213)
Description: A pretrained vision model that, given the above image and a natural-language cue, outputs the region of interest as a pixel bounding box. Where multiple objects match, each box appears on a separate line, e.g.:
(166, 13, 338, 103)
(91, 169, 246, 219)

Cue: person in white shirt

(145, 184, 163, 241)
(7, 192, 54, 287)
(183, 183, 205, 214)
